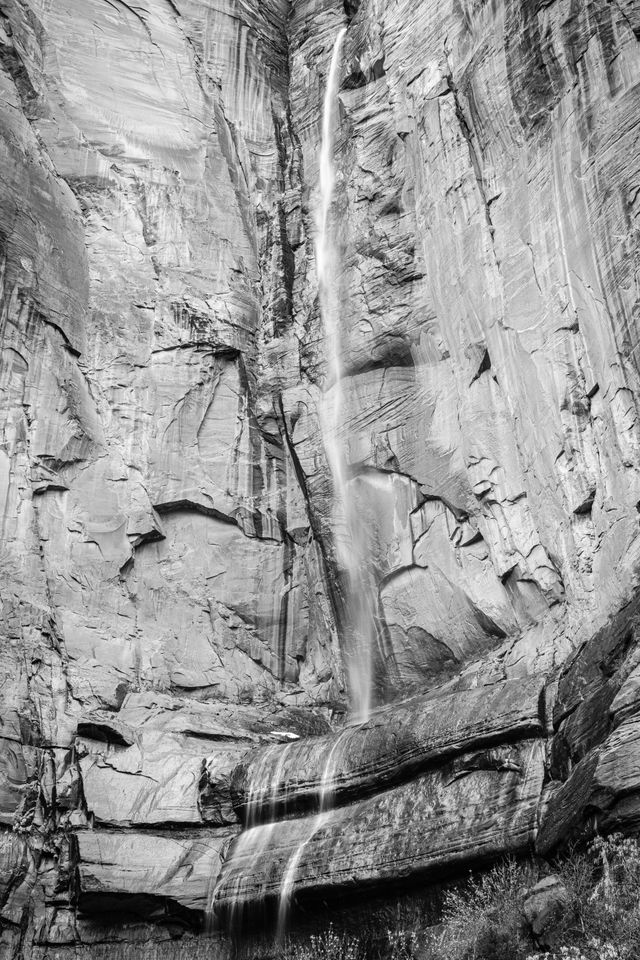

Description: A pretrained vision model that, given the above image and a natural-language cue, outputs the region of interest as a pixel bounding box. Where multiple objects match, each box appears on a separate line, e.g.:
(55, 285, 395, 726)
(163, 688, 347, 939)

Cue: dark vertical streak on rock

(445, 73, 500, 270)
(276, 393, 346, 641)
(214, 100, 259, 264)
(272, 112, 296, 337)
(278, 534, 294, 683)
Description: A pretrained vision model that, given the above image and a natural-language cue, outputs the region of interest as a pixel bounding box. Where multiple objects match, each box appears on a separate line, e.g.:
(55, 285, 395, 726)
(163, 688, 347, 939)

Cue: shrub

(385, 927, 421, 960)
(278, 833, 640, 960)
(556, 835, 640, 958)
(285, 924, 361, 960)
(432, 858, 537, 960)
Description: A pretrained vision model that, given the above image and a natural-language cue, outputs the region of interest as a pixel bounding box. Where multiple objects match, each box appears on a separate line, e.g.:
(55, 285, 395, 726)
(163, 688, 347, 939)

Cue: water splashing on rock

(207, 742, 295, 935)
(275, 729, 347, 938)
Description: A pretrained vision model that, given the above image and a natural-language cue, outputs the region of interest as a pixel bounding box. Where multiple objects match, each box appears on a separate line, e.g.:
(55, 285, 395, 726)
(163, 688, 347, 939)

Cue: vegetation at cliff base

(283, 834, 640, 960)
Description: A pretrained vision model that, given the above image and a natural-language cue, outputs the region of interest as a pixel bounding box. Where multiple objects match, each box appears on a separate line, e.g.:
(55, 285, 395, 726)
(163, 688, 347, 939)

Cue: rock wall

(211, 597, 640, 921)
(285, 0, 640, 699)
(1, 0, 640, 955)
(0, 0, 339, 954)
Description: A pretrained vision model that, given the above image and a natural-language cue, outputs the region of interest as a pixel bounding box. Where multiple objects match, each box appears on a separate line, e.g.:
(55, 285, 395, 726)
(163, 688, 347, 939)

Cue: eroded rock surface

(215, 740, 545, 912)
(76, 830, 234, 917)
(230, 675, 544, 822)
(1, 0, 640, 955)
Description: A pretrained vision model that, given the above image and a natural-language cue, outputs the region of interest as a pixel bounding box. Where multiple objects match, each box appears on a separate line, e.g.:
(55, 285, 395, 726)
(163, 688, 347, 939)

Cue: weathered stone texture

(285, 0, 640, 699)
(215, 740, 545, 911)
(76, 830, 234, 915)
(230, 675, 544, 821)
(0, 0, 338, 951)
(1, 0, 640, 954)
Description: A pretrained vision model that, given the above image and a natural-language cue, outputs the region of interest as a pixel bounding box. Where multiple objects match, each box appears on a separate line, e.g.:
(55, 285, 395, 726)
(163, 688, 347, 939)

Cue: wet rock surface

(230, 675, 544, 822)
(215, 741, 545, 912)
(0, 0, 640, 955)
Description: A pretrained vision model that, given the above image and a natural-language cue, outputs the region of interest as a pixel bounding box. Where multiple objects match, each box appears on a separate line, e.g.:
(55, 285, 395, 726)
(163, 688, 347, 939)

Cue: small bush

(278, 833, 640, 960)
(285, 924, 361, 960)
(429, 858, 537, 960)
(385, 928, 421, 960)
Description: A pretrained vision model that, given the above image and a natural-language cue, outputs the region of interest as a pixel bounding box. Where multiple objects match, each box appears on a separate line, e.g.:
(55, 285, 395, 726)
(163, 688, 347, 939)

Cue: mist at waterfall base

(208, 29, 387, 943)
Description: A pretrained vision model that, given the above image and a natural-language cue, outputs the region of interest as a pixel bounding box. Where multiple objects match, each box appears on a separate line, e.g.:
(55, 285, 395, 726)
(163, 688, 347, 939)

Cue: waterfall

(275, 733, 344, 938)
(316, 26, 377, 723)
(210, 27, 381, 942)
(206, 743, 295, 935)
(276, 26, 378, 936)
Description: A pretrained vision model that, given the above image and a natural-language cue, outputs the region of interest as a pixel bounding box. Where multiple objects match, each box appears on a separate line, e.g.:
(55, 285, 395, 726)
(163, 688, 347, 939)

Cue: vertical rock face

(1, 0, 640, 955)
(0, 0, 343, 715)
(286, 0, 640, 699)
(0, 0, 340, 954)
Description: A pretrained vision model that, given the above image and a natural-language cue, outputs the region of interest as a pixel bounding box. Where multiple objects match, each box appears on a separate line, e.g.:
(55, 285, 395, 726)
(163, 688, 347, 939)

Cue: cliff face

(290, 0, 640, 690)
(1, 0, 640, 956)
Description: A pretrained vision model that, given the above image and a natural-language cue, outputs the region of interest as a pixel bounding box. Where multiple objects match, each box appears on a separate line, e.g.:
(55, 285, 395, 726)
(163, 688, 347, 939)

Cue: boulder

(523, 876, 569, 946)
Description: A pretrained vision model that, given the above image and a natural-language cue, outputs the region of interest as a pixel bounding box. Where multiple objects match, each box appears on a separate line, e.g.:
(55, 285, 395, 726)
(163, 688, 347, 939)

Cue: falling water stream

(211, 26, 380, 941)
(316, 26, 379, 725)
(275, 733, 345, 938)
(275, 27, 376, 937)
(207, 742, 295, 933)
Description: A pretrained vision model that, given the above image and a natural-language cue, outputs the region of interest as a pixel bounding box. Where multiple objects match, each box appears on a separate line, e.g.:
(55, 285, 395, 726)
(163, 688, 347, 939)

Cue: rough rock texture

(76, 830, 233, 916)
(230, 674, 544, 821)
(523, 876, 569, 948)
(215, 740, 545, 911)
(0, 0, 337, 952)
(1, 0, 640, 954)
(537, 595, 640, 852)
(285, 0, 640, 702)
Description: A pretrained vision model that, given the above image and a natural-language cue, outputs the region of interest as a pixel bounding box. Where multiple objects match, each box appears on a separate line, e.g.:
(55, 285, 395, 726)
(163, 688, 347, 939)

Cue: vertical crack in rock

(444, 66, 501, 272)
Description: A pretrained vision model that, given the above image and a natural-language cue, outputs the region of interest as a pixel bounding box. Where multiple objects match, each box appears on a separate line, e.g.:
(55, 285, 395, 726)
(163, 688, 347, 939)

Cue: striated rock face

(229, 675, 544, 822)
(286, 0, 640, 700)
(216, 740, 545, 911)
(1, 0, 640, 955)
(76, 830, 233, 917)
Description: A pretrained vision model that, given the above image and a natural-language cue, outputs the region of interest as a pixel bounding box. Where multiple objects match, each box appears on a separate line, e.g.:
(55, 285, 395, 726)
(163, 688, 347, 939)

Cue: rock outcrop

(229, 675, 544, 822)
(216, 740, 545, 912)
(1, 0, 640, 955)
(76, 830, 232, 917)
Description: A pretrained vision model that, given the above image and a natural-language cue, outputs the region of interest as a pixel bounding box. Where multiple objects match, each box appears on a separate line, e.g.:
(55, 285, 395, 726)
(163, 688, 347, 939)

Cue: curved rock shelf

(77, 830, 236, 916)
(229, 676, 544, 823)
(214, 740, 545, 913)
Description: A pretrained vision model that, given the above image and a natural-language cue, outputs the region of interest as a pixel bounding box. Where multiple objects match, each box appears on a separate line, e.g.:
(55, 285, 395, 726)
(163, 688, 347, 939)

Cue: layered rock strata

(76, 831, 233, 917)
(215, 740, 545, 911)
(230, 675, 544, 822)
(1, 0, 640, 955)
(212, 597, 640, 916)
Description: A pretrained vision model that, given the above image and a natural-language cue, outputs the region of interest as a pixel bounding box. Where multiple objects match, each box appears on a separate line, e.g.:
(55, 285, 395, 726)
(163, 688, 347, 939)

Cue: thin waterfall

(275, 26, 376, 938)
(210, 27, 381, 942)
(207, 743, 294, 934)
(316, 24, 348, 530)
(275, 733, 344, 939)
(317, 26, 377, 722)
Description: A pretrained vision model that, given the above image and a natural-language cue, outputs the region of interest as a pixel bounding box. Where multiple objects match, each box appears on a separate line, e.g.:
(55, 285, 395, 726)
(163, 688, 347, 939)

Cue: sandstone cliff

(1, 0, 640, 956)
